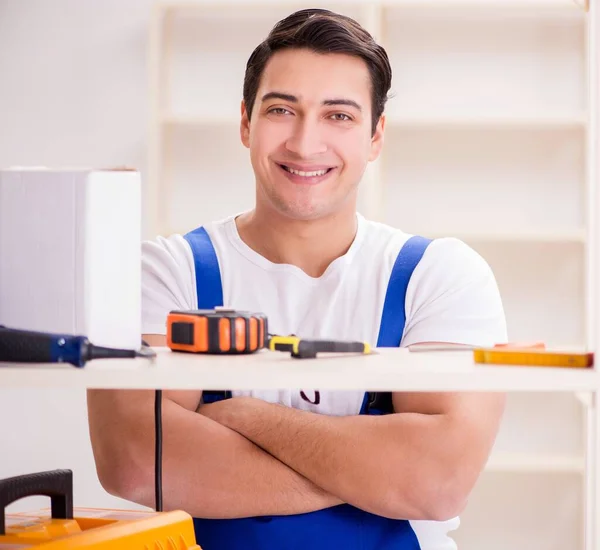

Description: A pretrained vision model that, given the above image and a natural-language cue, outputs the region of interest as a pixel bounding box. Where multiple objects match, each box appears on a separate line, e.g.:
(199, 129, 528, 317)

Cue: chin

(262, 182, 353, 222)
(279, 203, 333, 222)
(265, 195, 318, 219)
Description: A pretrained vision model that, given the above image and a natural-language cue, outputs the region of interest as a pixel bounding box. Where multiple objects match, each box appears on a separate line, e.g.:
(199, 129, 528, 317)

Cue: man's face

(240, 48, 385, 221)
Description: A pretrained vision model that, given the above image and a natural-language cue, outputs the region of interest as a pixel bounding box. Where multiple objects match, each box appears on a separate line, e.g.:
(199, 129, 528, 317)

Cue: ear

(240, 100, 250, 149)
(368, 114, 385, 162)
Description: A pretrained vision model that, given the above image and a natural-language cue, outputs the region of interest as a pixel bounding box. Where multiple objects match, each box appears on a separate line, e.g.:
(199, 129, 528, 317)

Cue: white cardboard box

(0, 167, 141, 350)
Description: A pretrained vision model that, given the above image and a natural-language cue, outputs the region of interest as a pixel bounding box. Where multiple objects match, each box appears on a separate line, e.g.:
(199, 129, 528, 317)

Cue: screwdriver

(0, 325, 156, 368)
(268, 335, 371, 359)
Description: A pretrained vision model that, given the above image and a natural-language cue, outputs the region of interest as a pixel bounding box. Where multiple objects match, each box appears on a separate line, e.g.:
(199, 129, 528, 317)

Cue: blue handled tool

(0, 325, 156, 368)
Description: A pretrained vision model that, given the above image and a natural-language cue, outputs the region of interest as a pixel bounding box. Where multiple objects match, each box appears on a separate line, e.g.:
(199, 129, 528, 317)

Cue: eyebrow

(261, 92, 362, 112)
(322, 98, 362, 112)
(261, 92, 297, 103)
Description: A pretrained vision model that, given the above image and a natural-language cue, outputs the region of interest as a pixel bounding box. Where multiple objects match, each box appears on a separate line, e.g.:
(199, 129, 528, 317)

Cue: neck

(236, 205, 358, 278)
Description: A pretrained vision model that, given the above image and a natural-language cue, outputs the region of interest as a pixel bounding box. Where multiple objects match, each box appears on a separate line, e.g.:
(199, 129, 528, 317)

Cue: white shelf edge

(383, 0, 585, 6)
(485, 452, 585, 473)
(419, 230, 587, 244)
(162, 113, 588, 129)
(162, 114, 239, 126)
(163, 227, 587, 244)
(381, 1, 586, 13)
(1, 348, 599, 391)
(386, 113, 588, 129)
(156, 0, 587, 13)
(156, 1, 375, 16)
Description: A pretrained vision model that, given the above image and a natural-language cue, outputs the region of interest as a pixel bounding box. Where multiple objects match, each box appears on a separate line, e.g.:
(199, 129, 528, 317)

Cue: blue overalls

(184, 226, 432, 550)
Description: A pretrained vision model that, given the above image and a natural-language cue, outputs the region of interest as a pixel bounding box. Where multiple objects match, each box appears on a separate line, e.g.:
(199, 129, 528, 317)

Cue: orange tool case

(0, 470, 200, 549)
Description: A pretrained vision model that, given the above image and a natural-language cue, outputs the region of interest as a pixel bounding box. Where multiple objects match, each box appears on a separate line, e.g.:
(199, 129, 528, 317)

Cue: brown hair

(243, 8, 392, 136)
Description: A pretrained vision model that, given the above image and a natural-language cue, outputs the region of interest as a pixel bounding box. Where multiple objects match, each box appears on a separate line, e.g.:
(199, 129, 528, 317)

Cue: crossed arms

(87, 334, 505, 522)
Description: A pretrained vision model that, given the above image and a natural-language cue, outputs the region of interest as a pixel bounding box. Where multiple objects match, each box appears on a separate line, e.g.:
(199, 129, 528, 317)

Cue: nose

(285, 116, 328, 158)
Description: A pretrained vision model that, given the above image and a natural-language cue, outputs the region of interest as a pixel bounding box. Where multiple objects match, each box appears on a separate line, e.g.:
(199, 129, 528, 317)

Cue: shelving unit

(146, 1, 597, 549)
(162, 111, 588, 128)
(3, 349, 600, 549)
(485, 452, 585, 473)
(4, 347, 600, 390)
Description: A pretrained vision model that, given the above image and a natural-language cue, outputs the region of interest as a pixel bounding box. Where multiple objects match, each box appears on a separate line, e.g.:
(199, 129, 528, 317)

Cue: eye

(268, 107, 292, 116)
(329, 113, 352, 122)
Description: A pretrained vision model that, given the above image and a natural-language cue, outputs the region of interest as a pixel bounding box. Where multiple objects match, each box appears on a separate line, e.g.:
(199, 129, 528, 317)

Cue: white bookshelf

(426, 229, 587, 242)
(146, 1, 597, 549)
(162, 111, 588, 127)
(485, 453, 585, 473)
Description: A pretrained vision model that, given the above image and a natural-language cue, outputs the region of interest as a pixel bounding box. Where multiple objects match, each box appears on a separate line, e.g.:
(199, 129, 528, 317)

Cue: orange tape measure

(167, 308, 268, 354)
(166, 308, 371, 359)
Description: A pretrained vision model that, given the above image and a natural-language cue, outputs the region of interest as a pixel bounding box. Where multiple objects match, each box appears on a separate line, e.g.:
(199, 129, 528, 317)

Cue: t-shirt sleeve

(141, 235, 197, 335)
(401, 238, 508, 348)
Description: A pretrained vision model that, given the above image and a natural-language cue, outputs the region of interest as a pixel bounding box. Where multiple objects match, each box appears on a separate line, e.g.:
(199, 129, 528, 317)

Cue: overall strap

(377, 235, 433, 347)
(361, 235, 433, 415)
(184, 226, 230, 402)
(184, 226, 224, 310)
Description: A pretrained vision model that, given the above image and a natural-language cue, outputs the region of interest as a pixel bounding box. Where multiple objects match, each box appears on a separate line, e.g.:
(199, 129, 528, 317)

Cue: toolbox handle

(0, 469, 73, 535)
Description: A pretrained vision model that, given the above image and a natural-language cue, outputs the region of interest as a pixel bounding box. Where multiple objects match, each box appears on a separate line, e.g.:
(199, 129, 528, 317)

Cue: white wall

(0, 0, 153, 511)
(0, 0, 149, 184)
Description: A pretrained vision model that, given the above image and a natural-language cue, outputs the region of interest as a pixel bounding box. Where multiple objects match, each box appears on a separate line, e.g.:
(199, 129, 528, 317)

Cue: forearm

(214, 400, 470, 521)
(88, 391, 341, 519)
(158, 399, 343, 517)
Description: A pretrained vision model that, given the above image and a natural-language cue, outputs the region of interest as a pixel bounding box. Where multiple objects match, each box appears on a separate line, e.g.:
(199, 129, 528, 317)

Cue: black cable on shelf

(154, 389, 163, 512)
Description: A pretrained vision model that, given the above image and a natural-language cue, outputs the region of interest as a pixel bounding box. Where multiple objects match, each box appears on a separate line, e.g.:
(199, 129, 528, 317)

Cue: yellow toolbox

(0, 470, 201, 549)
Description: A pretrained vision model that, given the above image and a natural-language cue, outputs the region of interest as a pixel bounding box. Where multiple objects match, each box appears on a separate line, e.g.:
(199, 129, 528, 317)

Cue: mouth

(277, 163, 336, 184)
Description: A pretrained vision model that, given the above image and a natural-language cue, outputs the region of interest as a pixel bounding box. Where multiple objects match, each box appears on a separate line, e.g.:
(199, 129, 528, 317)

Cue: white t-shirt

(141, 212, 507, 549)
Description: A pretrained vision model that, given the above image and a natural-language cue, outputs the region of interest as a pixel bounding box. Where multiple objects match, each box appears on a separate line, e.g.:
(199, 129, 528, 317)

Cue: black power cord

(154, 389, 163, 511)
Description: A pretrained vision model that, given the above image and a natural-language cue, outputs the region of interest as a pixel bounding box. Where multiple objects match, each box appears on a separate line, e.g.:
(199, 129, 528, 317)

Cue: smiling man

(87, 8, 507, 550)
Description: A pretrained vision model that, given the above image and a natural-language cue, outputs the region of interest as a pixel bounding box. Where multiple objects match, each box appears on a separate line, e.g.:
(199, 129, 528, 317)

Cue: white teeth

(284, 166, 329, 177)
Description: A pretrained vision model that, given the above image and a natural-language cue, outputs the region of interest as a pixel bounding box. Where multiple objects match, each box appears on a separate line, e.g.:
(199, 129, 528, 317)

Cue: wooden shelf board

(485, 452, 585, 473)
(157, 0, 586, 12)
(419, 229, 587, 243)
(1, 348, 598, 391)
(162, 112, 588, 129)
